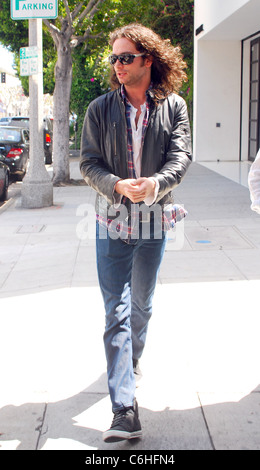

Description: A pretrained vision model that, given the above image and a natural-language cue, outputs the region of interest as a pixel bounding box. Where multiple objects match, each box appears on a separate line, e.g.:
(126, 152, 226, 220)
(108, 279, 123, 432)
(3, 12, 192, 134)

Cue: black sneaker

(103, 399, 142, 443)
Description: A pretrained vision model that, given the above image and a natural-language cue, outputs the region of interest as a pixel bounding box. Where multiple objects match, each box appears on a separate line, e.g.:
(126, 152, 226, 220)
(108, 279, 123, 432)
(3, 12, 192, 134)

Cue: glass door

(249, 38, 260, 161)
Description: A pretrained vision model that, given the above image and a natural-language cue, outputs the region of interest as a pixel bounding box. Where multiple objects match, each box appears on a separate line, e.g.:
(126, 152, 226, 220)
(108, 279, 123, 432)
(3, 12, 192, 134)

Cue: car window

(11, 117, 29, 122)
(0, 128, 21, 142)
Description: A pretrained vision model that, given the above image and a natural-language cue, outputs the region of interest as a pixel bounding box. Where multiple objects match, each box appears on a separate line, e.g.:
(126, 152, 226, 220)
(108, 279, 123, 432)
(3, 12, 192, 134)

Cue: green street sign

(20, 46, 38, 59)
(20, 47, 38, 75)
(11, 0, 58, 20)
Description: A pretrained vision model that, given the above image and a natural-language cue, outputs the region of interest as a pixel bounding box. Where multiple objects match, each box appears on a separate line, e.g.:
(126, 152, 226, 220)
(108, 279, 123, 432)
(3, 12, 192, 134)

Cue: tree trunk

(52, 38, 72, 185)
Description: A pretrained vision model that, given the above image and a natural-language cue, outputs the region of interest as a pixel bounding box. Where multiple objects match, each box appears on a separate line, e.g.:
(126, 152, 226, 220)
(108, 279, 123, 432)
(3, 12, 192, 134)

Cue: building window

(249, 38, 260, 161)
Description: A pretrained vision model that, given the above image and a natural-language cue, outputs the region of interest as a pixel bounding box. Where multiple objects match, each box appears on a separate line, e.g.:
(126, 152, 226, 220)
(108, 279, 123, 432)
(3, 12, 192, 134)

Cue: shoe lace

(111, 407, 133, 427)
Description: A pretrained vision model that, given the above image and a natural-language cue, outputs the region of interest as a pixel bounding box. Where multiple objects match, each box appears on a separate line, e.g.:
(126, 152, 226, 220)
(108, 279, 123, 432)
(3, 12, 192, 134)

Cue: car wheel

(17, 159, 29, 181)
(0, 174, 9, 201)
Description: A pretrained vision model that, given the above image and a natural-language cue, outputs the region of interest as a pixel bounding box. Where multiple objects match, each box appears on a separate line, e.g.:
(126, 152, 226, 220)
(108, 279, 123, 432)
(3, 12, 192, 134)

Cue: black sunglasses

(108, 53, 145, 66)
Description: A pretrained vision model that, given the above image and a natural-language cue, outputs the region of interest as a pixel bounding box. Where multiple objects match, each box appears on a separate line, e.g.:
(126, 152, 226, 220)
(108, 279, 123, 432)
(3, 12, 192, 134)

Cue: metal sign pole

(21, 18, 53, 208)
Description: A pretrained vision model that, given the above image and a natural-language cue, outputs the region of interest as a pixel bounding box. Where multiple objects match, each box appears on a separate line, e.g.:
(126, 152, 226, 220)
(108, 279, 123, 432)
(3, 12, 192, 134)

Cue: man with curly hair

(80, 23, 192, 443)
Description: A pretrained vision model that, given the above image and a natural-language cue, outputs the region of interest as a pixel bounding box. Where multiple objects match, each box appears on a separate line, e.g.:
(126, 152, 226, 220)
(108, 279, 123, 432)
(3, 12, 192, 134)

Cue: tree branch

(88, 0, 104, 20)
(71, 1, 85, 20)
(77, 0, 104, 25)
(63, 0, 73, 32)
(43, 19, 60, 48)
(73, 30, 103, 47)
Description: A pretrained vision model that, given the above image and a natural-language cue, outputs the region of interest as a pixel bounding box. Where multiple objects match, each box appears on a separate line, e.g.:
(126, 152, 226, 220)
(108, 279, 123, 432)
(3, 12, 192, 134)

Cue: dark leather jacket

(80, 87, 192, 216)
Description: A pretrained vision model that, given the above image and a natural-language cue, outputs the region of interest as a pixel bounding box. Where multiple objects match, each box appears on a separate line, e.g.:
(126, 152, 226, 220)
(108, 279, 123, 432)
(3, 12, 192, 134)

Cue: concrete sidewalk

(0, 160, 260, 451)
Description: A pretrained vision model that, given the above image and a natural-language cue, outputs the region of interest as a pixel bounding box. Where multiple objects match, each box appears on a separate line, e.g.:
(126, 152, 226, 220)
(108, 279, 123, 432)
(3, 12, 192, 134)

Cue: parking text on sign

(15, 1, 54, 11)
(11, 0, 57, 19)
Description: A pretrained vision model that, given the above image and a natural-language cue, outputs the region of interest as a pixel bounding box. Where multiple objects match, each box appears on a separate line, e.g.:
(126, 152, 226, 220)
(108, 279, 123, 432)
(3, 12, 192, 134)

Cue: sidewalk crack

(35, 403, 48, 450)
(197, 393, 215, 450)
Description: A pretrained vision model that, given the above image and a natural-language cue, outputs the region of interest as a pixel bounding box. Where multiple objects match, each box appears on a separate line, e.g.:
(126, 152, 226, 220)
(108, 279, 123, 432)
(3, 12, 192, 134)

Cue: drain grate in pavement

(16, 225, 46, 234)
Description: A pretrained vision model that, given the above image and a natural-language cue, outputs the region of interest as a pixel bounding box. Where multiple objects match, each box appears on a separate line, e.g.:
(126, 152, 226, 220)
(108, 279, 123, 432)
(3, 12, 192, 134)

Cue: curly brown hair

(109, 23, 188, 101)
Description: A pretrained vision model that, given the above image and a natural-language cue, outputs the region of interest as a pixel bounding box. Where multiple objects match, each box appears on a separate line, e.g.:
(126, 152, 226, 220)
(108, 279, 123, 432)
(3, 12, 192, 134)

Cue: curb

(0, 197, 15, 215)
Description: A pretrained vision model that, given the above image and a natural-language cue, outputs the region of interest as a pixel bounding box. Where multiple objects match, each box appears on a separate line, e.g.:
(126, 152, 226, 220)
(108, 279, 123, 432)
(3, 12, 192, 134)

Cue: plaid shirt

(96, 85, 187, 240)
(123, 85, 149, 180)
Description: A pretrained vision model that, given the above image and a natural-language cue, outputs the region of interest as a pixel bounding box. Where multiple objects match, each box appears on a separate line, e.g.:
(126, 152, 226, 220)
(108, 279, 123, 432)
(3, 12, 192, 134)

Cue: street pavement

(0, 157, 260, 451)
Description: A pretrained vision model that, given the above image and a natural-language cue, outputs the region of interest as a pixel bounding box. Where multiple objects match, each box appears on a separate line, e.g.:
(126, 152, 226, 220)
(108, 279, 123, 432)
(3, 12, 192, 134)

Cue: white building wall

(194, 0, 260, 163)
(195, 40, 241, 161)
(195, 0, 250, 39)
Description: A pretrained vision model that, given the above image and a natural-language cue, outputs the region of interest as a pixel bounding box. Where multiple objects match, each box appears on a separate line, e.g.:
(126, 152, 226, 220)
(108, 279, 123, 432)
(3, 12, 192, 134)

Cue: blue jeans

(96, 222, 167, 411)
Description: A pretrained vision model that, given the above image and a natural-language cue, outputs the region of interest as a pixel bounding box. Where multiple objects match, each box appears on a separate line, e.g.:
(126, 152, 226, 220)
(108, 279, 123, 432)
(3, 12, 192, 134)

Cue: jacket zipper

(112, 122, 117, 156)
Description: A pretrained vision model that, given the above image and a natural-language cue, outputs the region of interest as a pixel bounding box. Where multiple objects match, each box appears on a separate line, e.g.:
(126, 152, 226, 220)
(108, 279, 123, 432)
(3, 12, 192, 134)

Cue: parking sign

(20, 47, 38, 75)
(11, 0, 58, 20)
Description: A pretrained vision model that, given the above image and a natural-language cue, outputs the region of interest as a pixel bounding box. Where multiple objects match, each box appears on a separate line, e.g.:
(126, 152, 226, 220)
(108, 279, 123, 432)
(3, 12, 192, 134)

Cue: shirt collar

(121, 84, 153, 106)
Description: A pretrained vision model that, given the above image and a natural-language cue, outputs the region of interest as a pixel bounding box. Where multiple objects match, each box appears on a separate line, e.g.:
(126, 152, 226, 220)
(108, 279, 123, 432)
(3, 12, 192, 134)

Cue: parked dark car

(0, 126, 30, 180)
(0, 116, 53, 164)
(0, 160, 10, 201)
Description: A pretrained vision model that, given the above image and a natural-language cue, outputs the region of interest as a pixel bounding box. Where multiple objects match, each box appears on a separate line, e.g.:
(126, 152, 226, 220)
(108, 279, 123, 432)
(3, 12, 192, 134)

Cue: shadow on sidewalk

(0, 374, 260, 451)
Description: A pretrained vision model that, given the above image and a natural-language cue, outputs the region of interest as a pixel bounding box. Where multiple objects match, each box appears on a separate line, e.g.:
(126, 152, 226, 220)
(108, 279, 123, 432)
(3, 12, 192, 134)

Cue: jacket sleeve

(248, 149, 260, 214)
(153, 96, 192, 203)
(80, 100, 121, 205)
